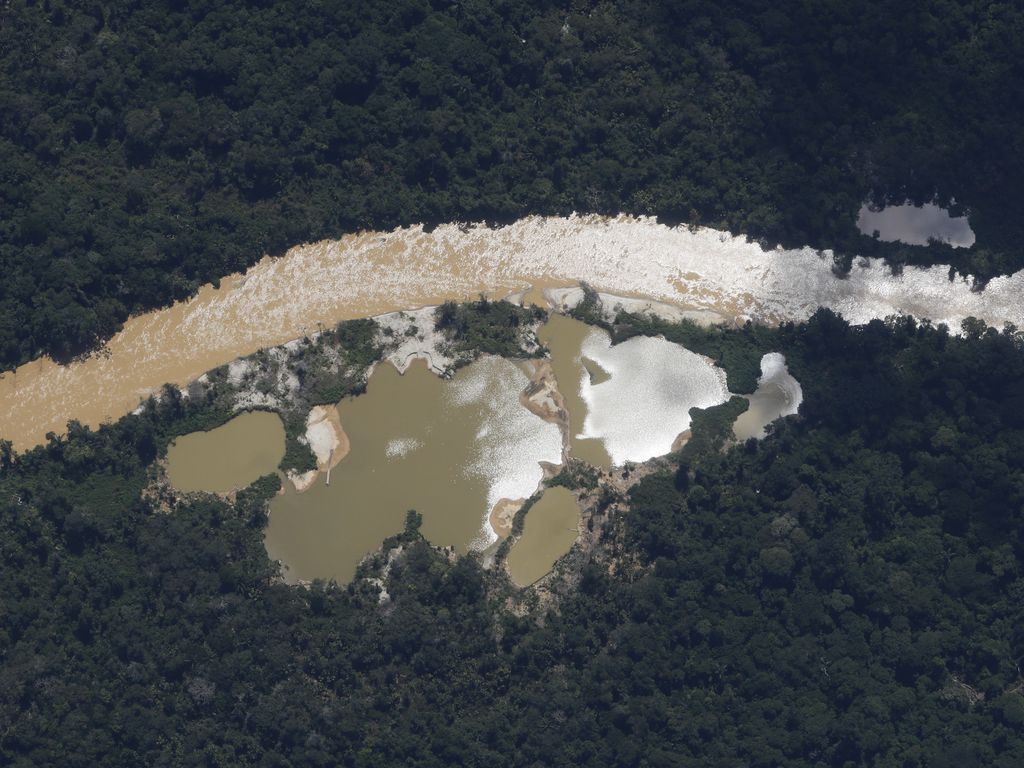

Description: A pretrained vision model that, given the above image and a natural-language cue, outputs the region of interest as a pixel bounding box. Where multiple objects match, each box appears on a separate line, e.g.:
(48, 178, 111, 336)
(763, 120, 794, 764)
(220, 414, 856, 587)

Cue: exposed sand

(489, 498, 523, 539)
(519, 359, 571, 455)
(375, 307, 453, 375)
(289, 404, 349, 493)
(671, 429, 691, 452)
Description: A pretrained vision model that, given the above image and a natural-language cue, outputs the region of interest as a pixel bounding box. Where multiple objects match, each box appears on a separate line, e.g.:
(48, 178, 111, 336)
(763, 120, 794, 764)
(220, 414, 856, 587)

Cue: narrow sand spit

(483, 359, 574, 540)
(3, 213, 1023, 451)
(489, 498, 523, 539)
(288, 405, 349, 492)
(519, 359, 571, 455)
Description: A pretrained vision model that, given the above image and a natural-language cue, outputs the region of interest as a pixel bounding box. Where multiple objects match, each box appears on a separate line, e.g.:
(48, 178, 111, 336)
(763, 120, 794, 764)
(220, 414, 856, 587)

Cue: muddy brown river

(3, 215, 1023, 452)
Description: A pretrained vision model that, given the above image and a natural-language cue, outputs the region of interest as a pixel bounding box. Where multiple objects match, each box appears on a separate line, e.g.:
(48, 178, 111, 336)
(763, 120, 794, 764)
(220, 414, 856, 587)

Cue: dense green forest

(2, 0, 1023, 368)
(2, 310, 1023, 765)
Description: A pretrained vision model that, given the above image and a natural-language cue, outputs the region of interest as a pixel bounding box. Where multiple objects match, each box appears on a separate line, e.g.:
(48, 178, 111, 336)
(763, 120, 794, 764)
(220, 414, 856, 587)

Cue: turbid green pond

(264, 357, 561, 584)
(507, 487, 580, 586)
(165, 410, 285, 494)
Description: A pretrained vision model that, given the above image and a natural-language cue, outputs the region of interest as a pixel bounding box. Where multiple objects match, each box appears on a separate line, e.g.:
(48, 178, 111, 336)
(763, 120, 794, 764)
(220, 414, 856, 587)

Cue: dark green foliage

(435, 299, 545, 363)
(493, 493, 542, 564)
(330, 319, 383, 372)
(3, 317, 1024, 763)
(547, 459, 601, 491)
(567, 284, 609, 330)
(679, 395, 749, 459)
(279, 410, 317, 475)
(3, 0, 1022, 370)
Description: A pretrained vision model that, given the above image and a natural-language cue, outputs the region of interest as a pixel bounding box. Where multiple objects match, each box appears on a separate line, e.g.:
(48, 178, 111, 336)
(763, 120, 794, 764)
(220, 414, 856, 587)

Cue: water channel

(3, 215, 1021, 453)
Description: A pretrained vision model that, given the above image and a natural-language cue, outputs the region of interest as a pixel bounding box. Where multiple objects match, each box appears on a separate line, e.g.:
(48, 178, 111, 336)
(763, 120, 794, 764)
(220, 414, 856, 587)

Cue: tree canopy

(2, 0, 1023, 368)
(2, 310, 1023, 765)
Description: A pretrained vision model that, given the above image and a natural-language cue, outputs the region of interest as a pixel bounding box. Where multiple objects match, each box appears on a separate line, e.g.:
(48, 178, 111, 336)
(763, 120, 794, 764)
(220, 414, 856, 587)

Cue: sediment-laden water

(577, 325, 731, 465)
(538, 314, 612, 468)
(3, 214, 1022, 451)
(732, 353, 803, 441)
(167, 322, 803, 585)
(263, 358, 561, 584)
(165, 411, 285, 494)
(507, 487, 581, 587)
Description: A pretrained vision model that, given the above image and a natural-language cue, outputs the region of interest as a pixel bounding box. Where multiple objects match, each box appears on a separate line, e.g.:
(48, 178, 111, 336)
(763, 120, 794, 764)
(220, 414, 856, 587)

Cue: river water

(3, 215, 1022, 452)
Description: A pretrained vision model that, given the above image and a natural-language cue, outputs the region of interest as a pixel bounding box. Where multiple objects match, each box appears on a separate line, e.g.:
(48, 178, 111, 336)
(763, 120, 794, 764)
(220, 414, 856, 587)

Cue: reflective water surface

(857, 202, 975, 248)
(732, 353, 803, 441)
(264, 358, 561, 584)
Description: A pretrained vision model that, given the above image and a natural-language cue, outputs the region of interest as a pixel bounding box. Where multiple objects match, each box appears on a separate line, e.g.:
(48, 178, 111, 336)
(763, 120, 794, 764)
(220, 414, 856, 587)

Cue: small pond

(507, 487, 580, 586)
(165, 410, 285, 494)
(857, 201, 975, 248)
(732, 353, 803, 441)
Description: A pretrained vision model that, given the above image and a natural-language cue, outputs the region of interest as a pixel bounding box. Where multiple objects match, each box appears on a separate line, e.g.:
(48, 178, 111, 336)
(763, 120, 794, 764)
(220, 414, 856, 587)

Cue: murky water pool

(857, 202, 975, 248)
(263, 358, 561, 584)
(165, 411, 285, 494)
(167, 319, 804, 585)
(540, 315, 731, 466)
(507, 487, 580, 586)
(732, 353, 803, 441)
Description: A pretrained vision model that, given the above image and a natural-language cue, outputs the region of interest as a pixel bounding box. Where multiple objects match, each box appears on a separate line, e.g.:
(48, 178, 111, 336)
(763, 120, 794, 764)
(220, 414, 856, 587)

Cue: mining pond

(165, 410, 285, 494)
(166, 316, 801, 585)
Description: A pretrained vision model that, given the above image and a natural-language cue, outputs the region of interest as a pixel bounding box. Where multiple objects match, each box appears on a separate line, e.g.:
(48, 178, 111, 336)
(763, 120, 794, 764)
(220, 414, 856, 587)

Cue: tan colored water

(507, 487, 580, 586)
(4, 214, 1024, 452)
(538, 315, 613, 468)
(264, 357, 561, 584)
(732, 353, 803, 441)
(165, 411, 285, 494)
